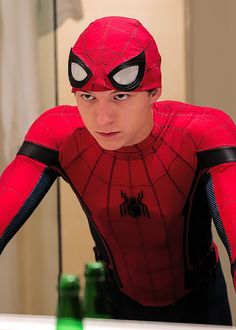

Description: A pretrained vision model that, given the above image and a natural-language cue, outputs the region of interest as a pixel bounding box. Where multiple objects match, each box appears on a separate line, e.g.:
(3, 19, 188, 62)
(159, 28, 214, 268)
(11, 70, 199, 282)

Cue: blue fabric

(106, 262, 232, 325)
(0, 168, 57, 253)
(205, 174, 231, 257)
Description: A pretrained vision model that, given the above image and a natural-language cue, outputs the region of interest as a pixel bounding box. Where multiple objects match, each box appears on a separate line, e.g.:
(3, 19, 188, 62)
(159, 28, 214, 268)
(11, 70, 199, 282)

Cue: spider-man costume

(0, 16, 236, 323)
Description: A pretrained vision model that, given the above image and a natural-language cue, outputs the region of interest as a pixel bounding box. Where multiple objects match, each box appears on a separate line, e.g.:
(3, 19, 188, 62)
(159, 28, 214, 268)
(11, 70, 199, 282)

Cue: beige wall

(186, 0, 236, 323)
(186, 0, 236, 120)
(0, 30, 59, 315)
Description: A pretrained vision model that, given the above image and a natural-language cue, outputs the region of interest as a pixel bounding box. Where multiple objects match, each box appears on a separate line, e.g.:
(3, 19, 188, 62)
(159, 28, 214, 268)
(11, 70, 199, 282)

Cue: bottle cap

(58, 274, 80, 290)
(84, 261, 105, 277)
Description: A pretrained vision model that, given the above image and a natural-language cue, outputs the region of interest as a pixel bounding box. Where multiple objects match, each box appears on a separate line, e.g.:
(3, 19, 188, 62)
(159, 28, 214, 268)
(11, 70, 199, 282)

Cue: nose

(95, 102, 114, 126)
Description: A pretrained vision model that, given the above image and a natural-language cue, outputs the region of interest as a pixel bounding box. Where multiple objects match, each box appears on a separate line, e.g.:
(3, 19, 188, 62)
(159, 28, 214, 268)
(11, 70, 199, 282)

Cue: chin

(96, 140, 123, 151)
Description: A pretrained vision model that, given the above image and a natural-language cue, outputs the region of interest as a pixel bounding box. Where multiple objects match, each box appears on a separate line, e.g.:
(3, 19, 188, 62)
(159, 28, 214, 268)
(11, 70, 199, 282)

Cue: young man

(0, 16, 236, 324)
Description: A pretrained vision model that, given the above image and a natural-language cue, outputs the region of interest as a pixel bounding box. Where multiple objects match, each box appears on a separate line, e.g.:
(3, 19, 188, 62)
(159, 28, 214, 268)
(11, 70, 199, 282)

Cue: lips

(97, 131, 120, 137)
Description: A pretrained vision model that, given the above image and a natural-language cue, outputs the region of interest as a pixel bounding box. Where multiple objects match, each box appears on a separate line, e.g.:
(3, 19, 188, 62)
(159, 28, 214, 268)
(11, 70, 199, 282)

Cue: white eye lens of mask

(71, 62, 88, 81)
(113, 65, 139, 85)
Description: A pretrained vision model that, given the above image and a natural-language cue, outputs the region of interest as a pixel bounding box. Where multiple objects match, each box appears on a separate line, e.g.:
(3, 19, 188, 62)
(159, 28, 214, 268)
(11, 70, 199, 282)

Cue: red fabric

(0, 101, 236, 306)
(71, 16, 161, 91)
(0, 156, 46, 235)
(209, 163, 236, 265)
(0, 105, 82, 236)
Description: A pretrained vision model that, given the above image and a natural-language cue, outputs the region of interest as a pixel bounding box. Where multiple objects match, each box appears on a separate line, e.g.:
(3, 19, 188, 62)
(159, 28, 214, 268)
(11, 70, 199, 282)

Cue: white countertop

(0, 314, 234, 330)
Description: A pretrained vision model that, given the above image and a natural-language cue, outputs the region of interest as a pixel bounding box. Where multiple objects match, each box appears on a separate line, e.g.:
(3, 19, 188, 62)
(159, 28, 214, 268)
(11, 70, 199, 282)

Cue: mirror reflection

(0, 0, 235, 326)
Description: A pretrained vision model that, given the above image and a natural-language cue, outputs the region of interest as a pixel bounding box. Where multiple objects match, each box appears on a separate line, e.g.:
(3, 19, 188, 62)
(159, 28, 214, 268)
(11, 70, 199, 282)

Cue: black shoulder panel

(197, 146, 236, 170)
(17, 141, 60, 168)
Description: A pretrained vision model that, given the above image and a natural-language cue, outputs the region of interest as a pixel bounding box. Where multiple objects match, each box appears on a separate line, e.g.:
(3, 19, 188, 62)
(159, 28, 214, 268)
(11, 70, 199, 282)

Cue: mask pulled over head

(68, 16, 162, 92)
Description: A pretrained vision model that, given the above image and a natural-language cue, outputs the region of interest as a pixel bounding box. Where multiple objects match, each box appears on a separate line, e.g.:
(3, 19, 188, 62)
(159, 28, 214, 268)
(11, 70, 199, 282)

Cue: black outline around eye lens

(108, 51, 146, 91)
(68, 49, 92, 88)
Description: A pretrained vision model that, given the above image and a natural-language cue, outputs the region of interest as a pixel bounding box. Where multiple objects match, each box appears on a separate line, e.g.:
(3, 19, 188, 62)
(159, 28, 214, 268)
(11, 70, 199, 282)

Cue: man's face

(75, 90, 160, 151)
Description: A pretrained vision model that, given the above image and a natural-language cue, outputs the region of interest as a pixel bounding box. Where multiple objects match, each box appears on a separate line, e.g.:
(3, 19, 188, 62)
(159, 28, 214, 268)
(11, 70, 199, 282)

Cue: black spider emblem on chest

(120, 190, 150, 218)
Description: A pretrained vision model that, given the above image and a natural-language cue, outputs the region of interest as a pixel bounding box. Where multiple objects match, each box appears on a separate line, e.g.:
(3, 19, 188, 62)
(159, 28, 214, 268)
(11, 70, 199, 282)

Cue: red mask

(68, 16, 162, 92)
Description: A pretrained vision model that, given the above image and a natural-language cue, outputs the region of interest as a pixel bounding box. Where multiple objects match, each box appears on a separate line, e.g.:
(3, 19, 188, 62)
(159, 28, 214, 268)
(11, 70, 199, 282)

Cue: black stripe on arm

(0, 168, 58, 254)
(197, 146, 236, 170)
(204, 172, 231, 258)
(17, 141, 60, 168)
(231, 259, 236, 277)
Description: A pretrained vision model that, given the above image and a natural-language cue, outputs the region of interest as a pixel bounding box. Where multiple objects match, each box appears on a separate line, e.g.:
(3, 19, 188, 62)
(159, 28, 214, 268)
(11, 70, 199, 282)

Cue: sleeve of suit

(196, 109, 236, 291)
(0, 105, 80, 253)
(205, 160, 236, 290)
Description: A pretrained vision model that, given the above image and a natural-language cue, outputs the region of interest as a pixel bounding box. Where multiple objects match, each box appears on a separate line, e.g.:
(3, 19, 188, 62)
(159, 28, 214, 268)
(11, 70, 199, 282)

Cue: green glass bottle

(82, 261, 110, 319)
(56, 274, 83, 330)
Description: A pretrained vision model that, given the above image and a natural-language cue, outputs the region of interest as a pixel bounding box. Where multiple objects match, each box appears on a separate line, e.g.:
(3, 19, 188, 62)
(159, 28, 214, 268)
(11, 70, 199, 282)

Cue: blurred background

(0, 0, 235, 324)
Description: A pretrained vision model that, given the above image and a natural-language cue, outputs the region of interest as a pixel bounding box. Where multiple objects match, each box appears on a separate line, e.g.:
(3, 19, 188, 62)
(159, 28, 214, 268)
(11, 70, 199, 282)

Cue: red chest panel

(1, 101, 236, 306)
(60, 120, 196, 305)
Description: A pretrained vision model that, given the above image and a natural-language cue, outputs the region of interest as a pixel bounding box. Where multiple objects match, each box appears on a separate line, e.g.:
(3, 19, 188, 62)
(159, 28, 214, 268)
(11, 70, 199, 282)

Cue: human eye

(81, 93, 95, 101)
(114, 93, 129, 101)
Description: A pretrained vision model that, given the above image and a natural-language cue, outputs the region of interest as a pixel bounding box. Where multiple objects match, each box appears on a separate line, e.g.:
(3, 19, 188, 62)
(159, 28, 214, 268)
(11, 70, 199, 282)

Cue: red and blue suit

(0, 16, 236, 324)
(0, 100, 236, 323)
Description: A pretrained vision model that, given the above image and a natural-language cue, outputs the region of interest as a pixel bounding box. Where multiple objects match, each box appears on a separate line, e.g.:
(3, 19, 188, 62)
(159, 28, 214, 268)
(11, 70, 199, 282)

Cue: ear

(149, 88, 162, 103)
